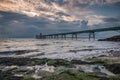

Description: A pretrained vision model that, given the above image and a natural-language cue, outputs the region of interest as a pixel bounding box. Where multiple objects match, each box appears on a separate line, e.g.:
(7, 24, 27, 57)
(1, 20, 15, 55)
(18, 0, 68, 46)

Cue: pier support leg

(72, 34, 77, 40)
(45, 36, 47, 39)
(89, 32, 95, 40)
(56, 35, 59, 39)
(54, 35, 58, 39)
(64, 35, 66, 40)
(93, 32, 95, 40)
(75, 34, 77, 40)
(53, 35, 54, 39)
(61, 35, 63, 39)
(48, 36, 50, 39)
(51, 36, 53, 39)
(50, 36, 51, 39)
(72, 34, 74, 40)
(89, 33, 91, 40)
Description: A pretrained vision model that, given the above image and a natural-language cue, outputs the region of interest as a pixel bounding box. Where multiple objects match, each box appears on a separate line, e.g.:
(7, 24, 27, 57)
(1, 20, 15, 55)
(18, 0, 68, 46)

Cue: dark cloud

(0, 11, 50, 27)
(0, 11, 82, 38)
(0, 11, 45, 38)
(88, 1, 120, 17)
(103, 17, 120, 22)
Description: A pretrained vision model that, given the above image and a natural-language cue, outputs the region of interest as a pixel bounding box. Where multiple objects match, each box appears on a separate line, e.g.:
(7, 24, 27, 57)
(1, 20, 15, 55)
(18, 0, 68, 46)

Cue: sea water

(0, 38, 120, 60)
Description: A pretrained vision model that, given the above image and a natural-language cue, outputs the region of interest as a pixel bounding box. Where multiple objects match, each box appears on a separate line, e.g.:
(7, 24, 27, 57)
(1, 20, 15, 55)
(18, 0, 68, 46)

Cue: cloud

(0, 0, 108, 25)
(0, 11, 75, 37)
(0, 0, 119, 24)
(0, 0, 120, 38)
(103, 17, 120, 22)
(0, 11, 88, 38)
(86, 15, 105, 25)
(0, 14, 3, 18)
(106, 0, 120, 4)
(0, 11, 119, 38)
(20, 11, 39, 17)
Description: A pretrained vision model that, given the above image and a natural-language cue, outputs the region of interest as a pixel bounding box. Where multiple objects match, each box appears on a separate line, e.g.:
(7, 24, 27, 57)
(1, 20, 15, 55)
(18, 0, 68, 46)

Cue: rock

(98, 35, 120, 42)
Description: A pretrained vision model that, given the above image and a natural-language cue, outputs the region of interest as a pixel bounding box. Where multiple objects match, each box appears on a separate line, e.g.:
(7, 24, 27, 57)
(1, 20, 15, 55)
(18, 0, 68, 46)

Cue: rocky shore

(98, 35, 120, 42)
(0, 57, 120, 80)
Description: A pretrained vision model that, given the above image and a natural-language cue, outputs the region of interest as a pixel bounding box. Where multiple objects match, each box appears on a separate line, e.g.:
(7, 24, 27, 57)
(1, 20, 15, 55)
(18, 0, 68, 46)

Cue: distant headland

(98, 35, 120, 42)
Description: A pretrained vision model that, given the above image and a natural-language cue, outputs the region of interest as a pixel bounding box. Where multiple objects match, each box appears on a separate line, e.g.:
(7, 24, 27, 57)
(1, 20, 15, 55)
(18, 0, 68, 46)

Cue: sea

(0, 38, 120, 60)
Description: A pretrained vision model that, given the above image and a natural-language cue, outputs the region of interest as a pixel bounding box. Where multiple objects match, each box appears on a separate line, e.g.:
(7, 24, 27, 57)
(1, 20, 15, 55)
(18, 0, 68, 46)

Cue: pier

(36, 26, 120, 40)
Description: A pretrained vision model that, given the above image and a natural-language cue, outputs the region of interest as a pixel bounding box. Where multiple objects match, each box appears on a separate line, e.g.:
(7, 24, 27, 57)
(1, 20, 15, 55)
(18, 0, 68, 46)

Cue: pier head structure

(36, 26, 120, 40)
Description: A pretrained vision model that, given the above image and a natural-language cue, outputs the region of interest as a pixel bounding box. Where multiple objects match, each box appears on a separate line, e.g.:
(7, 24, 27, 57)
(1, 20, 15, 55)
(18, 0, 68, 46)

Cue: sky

(0, 0, 120, 38)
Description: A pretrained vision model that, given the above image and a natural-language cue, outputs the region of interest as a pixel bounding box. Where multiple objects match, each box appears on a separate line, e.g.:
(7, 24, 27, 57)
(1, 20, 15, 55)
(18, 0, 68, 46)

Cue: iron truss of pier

(36, 26, 120, 40)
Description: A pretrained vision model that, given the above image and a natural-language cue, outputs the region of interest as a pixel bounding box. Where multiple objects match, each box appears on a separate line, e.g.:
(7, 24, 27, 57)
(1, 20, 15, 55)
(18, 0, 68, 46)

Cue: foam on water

(0, 39, 120, 60)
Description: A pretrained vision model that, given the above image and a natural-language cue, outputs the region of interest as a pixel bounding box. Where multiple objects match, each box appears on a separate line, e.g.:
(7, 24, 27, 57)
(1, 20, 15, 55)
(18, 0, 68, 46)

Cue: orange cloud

(0, 2, 19, 11)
